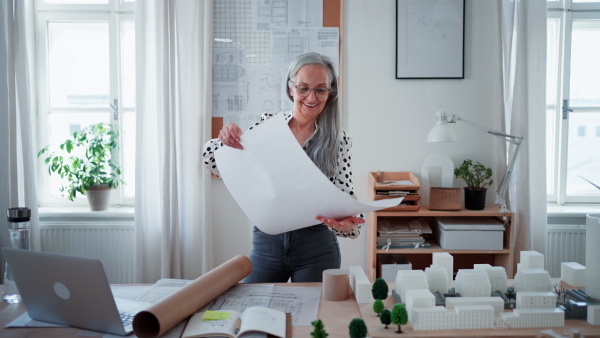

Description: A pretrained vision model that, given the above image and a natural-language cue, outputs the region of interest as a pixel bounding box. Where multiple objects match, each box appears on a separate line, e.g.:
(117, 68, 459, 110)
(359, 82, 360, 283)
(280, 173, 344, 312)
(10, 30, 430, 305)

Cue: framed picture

(396, 0, 465, 79)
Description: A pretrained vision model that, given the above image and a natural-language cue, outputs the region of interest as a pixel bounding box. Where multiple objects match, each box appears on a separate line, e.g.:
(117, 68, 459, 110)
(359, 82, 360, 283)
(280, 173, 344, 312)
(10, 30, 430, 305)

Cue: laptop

(2, 248, 150, 336)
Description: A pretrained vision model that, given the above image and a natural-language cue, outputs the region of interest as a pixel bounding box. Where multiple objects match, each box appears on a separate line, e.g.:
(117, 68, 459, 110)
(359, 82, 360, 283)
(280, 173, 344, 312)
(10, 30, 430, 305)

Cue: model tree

(371, 278, 389, 301)
(310, 319, 328, 338)
(348, 318, 367, 338)
(391, 303, 408, 333)
(380, 309, 392, 329)
(373, 299, 385, 317)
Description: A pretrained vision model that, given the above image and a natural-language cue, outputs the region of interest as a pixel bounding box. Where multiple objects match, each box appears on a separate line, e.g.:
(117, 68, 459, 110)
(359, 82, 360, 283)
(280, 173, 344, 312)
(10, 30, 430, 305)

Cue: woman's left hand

(316, 216, 365, 232)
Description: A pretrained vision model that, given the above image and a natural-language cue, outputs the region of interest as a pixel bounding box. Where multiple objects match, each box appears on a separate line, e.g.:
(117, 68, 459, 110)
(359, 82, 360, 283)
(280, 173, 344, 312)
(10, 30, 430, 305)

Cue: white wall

(210, 0, 503, 272)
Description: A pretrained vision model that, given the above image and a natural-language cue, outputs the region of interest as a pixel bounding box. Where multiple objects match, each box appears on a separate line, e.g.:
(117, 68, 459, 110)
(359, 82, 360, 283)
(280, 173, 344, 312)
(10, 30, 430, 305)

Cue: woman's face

(289, 64, 331, 120)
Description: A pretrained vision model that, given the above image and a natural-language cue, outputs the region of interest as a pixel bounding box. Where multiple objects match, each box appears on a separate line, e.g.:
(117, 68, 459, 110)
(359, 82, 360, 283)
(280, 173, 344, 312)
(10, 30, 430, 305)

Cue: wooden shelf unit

(367, 173, 515, 282)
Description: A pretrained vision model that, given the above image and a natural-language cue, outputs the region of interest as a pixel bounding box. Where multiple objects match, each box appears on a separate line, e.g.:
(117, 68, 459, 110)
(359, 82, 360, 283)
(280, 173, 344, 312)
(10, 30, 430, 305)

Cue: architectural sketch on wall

(213, 0, 338, 132)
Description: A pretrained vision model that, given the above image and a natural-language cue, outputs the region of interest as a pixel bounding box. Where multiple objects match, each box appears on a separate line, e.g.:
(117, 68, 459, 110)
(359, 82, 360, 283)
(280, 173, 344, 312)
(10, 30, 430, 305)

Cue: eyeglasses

(292, 84, 332, 99)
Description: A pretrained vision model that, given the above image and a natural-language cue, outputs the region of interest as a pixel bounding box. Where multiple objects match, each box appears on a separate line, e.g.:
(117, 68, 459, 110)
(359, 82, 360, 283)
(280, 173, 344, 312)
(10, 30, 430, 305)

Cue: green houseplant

(38, 123, 124, 211)
(454, 159, 493, 210)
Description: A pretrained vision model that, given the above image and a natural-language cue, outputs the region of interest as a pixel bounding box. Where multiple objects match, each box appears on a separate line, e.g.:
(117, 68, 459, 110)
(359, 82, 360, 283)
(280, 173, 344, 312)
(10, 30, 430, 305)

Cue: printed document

(214, 113, 403, 234)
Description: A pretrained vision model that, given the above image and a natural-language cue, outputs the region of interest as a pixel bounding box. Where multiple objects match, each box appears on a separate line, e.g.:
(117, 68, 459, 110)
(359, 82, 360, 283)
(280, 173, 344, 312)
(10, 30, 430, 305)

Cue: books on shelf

(182, 307, 286, 338)
(377, 218, 432, 249)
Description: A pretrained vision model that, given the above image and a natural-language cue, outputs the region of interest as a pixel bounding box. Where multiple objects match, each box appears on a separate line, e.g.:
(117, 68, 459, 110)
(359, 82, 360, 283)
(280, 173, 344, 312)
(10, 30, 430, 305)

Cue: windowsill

(39, 206, 135, 222)
(546, 203, 600, 217)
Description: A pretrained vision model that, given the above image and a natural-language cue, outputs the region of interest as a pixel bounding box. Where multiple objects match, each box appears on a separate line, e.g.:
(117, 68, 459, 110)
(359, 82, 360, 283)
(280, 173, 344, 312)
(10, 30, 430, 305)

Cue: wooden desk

(2, 282, 600, 338)
(0, 283, 362, 338)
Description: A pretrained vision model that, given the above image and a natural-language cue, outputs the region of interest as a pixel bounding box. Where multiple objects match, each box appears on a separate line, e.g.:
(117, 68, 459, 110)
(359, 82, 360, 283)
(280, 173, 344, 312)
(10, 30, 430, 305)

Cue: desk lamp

(427, 109, 524, 213)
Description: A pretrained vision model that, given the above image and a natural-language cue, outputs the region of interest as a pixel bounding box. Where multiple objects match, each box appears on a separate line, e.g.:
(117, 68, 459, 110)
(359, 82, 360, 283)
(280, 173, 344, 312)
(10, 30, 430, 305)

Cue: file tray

(435, 217, 504, 250)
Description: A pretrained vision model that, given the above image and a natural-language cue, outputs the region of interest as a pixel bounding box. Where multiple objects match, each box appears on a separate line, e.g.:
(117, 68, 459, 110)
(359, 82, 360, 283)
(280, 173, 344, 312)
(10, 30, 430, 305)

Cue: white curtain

(135, 0, 213, 283)
(499, 0, 547, 263)
(0, 0, 39, 268)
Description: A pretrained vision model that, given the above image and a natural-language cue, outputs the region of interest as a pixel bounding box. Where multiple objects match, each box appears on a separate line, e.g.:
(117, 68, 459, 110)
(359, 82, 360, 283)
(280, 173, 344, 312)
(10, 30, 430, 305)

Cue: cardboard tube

(322, 269, 349, 301)
(132, 255, 252, 338)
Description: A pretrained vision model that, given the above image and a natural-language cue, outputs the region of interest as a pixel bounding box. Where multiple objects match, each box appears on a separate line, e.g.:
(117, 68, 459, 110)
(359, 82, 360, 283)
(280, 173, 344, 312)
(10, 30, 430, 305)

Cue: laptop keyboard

(120, 312, 135, 326)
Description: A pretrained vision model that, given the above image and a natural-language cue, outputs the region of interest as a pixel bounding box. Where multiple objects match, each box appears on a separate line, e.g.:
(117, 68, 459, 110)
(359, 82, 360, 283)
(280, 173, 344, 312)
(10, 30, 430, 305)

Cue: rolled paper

(322, 269, 349, 301)
(132, 255, 252, 338)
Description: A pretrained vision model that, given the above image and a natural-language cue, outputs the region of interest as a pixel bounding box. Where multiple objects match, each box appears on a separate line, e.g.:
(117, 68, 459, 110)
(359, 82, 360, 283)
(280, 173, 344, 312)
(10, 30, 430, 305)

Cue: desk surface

(2, 282, 600, 338)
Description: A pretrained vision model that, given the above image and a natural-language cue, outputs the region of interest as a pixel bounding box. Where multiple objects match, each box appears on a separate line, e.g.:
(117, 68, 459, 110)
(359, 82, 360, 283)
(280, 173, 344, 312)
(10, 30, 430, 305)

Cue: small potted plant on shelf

(38, 123, 125, 211)
(454, 159, 493, 210)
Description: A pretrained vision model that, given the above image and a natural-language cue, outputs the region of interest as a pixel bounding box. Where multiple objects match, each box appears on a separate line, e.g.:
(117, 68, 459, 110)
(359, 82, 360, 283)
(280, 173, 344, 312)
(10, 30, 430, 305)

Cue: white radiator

(40, 222, 135, 284)
(546, 225, 586, 278)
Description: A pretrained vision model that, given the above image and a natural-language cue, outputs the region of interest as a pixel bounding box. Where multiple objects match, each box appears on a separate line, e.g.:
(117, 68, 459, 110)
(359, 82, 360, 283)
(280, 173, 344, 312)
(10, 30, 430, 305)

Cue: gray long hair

(286, 52, 340, 178)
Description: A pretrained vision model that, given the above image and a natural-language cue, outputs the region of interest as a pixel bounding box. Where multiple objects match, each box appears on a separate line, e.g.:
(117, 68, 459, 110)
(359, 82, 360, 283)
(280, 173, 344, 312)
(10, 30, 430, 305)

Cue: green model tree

(348, 318, 367, 338)
(380, 309, 392, 329)
(373, 299, 385, 317)
(391, 303, 408, 333)
(310, 319, 328, 338)
(371, 278, 389, 300)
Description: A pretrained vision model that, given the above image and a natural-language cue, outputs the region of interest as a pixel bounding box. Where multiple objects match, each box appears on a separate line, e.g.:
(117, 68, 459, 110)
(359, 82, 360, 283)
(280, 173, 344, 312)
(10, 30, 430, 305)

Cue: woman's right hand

(219, 122, 244, 150)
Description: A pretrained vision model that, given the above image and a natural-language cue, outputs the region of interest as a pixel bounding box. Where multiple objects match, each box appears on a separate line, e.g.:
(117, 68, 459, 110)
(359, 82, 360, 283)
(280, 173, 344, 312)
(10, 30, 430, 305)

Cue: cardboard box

(435, 217, 504, 250)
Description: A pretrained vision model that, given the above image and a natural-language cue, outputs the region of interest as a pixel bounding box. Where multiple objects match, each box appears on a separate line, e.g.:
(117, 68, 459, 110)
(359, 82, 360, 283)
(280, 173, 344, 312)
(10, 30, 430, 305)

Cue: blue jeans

(243, 224, 341, 283)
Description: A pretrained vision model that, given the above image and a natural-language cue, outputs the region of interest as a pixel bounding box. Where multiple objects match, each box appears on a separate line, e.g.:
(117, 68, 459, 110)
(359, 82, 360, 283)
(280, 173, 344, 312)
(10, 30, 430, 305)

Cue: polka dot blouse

(202, 111, 364, 239)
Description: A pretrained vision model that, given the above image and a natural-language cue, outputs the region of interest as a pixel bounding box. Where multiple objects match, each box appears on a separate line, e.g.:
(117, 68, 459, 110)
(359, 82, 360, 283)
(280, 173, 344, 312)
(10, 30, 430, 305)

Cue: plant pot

(463, 188, 486, 210)
(86, 185, 111, 211)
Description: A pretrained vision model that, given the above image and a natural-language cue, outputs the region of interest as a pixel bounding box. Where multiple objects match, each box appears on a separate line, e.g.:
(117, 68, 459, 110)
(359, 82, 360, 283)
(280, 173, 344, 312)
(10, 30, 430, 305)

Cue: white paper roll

(585, 214, 600, 300)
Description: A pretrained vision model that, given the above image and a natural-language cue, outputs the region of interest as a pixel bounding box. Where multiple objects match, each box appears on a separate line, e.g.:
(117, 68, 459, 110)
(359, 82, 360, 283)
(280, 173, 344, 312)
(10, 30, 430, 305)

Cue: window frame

(35, 0, 135, 207)
(547, 1, 600, 204)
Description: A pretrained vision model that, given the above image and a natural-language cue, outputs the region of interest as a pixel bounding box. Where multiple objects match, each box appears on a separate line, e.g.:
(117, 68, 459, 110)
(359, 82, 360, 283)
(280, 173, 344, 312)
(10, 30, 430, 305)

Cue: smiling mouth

(303, 102, 318, 108)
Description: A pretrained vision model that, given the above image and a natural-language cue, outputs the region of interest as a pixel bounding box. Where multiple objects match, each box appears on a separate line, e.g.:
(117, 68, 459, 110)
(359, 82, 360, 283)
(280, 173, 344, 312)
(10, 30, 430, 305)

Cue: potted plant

(454, 159, 493, 210)
(38, 123, 124, 211)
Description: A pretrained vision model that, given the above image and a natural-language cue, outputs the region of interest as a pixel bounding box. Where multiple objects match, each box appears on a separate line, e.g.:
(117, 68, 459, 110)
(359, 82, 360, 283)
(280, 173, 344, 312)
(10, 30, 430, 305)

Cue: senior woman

(203, 52, 364, 283)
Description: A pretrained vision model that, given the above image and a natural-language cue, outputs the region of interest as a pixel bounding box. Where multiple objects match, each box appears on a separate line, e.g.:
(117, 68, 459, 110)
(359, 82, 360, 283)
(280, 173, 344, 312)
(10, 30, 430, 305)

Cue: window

(36, 0, 135, 207)
(547, 0, 600, 204)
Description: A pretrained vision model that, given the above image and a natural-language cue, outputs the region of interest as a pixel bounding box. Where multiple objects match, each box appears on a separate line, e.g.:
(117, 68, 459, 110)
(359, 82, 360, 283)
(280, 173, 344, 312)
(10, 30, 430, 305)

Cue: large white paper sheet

(214, 113, 403, 235)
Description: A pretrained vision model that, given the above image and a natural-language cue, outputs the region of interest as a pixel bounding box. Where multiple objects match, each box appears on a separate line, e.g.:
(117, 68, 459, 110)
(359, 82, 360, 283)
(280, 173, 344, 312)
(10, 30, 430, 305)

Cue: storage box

(377, 254, 412, 282)
(434, 217, 504, 250)
(429, 187, 461, 211)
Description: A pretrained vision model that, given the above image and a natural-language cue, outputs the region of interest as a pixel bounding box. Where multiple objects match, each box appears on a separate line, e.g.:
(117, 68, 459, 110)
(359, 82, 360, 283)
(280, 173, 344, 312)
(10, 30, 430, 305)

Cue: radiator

(546, 225, 586, 278)
(40, 222, 135, 284)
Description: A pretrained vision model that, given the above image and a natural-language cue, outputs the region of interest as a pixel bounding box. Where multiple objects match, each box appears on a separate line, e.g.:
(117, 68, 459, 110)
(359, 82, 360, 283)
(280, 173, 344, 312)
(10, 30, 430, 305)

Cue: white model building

(411, 305, 495, 330)
(405, 289, 436, 321)
(500, 308, 564, 328)
(446, 297, 505, 315)
(516, 292, 557, 309)
(588, 305, 600, 325)
(454, 269, 491, 297)
(425, 267, 449, 295)
(513, 268, 553, 292)
(431, 252, 453, 282)
(520, 251, 545, 270)
(561, 262, 585, 287)
(395, 270, 429, 302)
(474, 265, 508, 293)
(349, 266, 373, 304)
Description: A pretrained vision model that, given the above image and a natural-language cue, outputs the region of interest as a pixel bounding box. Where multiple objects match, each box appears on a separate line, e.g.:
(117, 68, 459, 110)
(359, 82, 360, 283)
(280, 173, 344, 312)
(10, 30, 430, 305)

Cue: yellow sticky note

(202, 311, 231, 321)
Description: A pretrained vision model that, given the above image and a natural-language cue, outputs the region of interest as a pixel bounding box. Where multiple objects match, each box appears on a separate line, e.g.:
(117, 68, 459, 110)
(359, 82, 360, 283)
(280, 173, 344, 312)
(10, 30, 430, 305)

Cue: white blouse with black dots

(202, 111, 364, 239)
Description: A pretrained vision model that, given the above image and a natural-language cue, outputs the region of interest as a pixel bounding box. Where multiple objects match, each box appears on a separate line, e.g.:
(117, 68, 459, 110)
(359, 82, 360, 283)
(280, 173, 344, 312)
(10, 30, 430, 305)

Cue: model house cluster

(349, 250, 600, 331)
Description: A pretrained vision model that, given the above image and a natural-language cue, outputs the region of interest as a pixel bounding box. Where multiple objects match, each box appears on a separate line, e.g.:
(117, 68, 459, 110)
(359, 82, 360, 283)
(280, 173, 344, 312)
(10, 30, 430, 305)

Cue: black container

(464, 188, 487, 210)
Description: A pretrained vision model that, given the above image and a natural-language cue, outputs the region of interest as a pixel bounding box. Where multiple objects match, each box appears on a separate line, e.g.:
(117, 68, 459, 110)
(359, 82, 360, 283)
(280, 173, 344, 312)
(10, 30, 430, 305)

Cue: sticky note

(202, 311, 231, 321)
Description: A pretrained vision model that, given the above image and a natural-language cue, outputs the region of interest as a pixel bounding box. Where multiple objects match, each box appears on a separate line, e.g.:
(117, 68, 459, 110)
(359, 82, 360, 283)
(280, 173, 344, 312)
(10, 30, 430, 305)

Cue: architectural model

(349, 266, 373, 304)
(474, 264, 508, 293)
(395, 270, 429, 302)
(589, 305, 600, 325)
(431, 252, 453, 283)
(561, 262, 585, 287)
(519, 251, 545, 269)
(513, 268, 553, 292)
(454, 269, 491, 297)
(424, 267, 449, 295)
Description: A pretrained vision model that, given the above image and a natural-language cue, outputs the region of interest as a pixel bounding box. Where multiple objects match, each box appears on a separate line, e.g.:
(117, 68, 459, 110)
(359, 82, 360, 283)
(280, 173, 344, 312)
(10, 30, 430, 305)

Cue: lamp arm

(448, 114, 524, 213)
(448, 114, 522, 145)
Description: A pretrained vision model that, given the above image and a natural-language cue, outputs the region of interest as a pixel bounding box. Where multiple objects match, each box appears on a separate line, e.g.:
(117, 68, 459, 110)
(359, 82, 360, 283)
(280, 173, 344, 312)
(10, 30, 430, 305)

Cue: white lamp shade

(427, 124, 457, 142)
